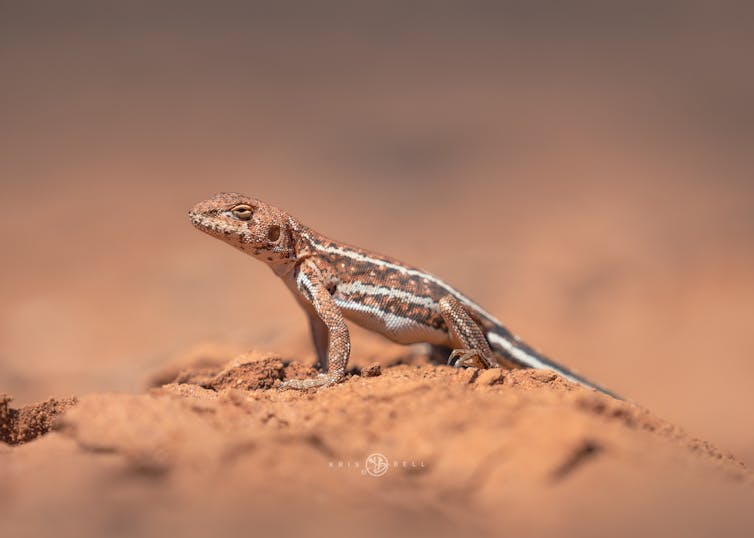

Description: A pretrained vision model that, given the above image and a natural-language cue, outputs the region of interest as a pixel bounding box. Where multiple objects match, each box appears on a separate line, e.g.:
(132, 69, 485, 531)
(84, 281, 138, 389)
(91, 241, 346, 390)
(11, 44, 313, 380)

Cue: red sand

(1, 347, 751, 538)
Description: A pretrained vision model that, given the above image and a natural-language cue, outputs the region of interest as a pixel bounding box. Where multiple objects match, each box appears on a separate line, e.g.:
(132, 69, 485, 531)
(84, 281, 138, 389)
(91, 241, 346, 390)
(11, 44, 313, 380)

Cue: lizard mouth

(189, 212, 224, 236)
(189, 211, 252, 243)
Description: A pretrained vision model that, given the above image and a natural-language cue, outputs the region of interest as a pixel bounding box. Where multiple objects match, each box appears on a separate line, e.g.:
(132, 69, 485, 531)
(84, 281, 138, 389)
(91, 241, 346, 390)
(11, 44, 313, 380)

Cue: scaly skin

(189, 192, 619, 397)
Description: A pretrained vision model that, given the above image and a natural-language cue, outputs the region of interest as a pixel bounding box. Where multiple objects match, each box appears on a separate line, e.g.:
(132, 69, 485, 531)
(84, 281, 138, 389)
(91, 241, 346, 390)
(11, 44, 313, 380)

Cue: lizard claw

(448, 349, 488, 369)
(278, 373, 343, 391)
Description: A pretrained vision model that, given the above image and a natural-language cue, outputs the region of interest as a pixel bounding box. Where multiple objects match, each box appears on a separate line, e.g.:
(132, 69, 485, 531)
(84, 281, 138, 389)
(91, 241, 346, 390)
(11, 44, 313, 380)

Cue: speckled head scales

(188, 192, 296, 265)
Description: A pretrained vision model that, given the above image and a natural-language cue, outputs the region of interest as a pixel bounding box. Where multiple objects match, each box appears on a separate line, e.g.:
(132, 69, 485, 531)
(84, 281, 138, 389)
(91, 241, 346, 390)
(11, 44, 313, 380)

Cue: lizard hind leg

(438, 295, 498, 369)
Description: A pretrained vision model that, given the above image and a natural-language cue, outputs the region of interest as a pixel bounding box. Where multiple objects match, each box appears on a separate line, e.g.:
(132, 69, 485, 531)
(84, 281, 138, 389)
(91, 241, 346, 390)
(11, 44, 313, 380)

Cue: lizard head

(189, 192, 296, 270)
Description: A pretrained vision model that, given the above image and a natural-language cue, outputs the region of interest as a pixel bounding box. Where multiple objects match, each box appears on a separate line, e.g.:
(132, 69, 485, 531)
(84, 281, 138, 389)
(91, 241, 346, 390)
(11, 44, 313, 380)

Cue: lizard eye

(230, 204, 253, 220)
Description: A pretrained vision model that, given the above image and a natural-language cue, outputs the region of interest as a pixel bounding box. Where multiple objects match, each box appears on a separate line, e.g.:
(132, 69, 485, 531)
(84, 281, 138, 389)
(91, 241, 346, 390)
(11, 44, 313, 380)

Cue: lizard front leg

(308, 315, 329, 372)
(279, 259, 350, 390)
(439, 295, 498, 369)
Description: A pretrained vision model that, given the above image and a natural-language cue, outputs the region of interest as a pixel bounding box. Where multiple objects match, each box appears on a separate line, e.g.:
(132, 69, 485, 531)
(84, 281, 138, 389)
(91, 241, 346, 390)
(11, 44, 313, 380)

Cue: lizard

(189, 192, 619, 398)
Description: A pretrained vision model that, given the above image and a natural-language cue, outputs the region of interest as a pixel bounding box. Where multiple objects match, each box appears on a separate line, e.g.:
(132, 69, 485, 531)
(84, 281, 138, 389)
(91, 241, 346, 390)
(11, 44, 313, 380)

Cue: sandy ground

(2, 347, 753, 538)
(2, 2, 754, 536)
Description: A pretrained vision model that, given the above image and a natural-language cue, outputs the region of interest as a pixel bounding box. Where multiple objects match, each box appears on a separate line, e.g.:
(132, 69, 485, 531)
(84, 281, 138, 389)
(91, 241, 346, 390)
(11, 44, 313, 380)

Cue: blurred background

(1, 1, 753, 463)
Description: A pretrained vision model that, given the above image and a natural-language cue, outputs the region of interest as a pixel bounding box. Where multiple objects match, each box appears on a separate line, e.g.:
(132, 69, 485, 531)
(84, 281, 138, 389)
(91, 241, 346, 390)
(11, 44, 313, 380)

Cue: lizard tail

(484, 325, 622, 399)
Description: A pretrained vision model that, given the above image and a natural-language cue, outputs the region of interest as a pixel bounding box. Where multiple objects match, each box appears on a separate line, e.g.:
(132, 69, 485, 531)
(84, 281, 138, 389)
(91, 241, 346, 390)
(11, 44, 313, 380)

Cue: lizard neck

(267, 218, 321, 277)
(250, 216, 303, 278)
(289, 220, 326, 260)
(268, 256, 297, 277)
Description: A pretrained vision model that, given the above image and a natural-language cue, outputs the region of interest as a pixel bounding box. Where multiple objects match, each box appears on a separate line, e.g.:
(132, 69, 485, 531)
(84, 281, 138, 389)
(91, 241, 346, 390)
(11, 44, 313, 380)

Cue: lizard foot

(278, 373, 344, 391)
(448, 349, 490, 369)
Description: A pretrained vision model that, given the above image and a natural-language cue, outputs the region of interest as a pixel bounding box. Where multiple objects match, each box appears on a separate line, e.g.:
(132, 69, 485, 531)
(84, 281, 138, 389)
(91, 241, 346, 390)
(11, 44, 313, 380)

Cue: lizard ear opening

(267, 225, 281, 242)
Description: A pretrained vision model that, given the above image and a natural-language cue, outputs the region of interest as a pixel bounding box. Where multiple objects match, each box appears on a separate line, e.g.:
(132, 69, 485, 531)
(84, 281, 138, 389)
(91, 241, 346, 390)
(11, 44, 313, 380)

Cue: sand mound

(0, 394, 77, 445)
(1, 350, 752, 537)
